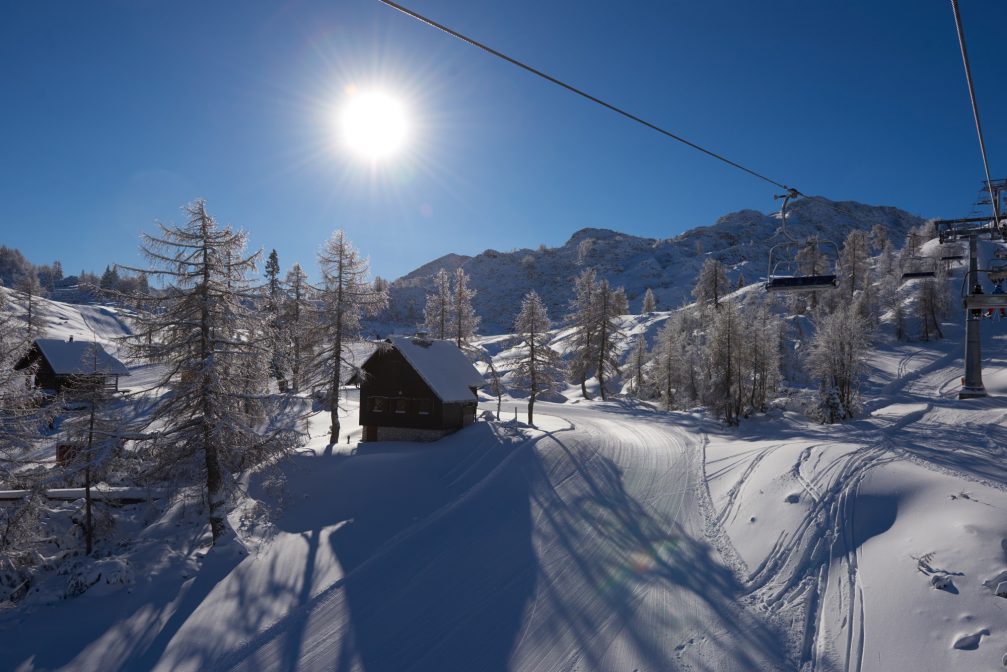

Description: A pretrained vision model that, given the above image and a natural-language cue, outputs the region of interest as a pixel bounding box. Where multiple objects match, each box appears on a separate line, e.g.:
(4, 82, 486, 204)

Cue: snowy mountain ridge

(384, 197, 925, 332)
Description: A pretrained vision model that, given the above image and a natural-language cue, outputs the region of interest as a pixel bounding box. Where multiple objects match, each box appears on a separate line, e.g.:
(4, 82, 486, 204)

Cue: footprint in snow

(952, 628, 989, 651)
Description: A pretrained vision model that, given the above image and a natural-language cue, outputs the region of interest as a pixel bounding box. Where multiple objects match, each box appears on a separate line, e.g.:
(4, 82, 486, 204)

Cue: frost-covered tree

(16, 272, 44, 340)
(315, 229, 387, 445)
(627, 337, 648, 398)
(451, 267, 480, 348)
(61, 350, 122, 556)
(125, 200, 294, 543)
(594, 278, 627, 401)
(743, 302, 782, 414)
(280, 263, 315, 393)
(838, 229, 871, 300)
(869, 224, 889, 254)
(566, 269, 599, 399)
(641, 288, 656, 313)
(511, 291, 564, 426)
(806, 303, 871, 422)
(796, 236, 829, 309)
(705, 300, 744, 424)
(422, 269, 452, 340)
(692, 258, 729, 308)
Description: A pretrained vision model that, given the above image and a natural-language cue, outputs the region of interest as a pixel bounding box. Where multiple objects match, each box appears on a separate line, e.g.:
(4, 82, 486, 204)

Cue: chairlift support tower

(936, 211, 1007, 399)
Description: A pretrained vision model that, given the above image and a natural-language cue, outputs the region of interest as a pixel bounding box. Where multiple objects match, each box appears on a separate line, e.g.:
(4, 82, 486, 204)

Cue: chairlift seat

(765, 274, 838, 292)
(900, 270, 936, 281)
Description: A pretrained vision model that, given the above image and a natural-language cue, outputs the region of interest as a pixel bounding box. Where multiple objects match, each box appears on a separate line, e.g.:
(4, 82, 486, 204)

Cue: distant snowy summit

(382, 198, 924, 332)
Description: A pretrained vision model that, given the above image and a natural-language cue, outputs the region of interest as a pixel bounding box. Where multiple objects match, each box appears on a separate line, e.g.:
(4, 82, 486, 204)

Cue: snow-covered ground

(3, 292, 1007, 671)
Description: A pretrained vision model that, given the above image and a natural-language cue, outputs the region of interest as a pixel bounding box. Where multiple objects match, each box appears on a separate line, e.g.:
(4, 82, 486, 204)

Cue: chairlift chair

(763, 190, 840, 293)
(900, 256, 936, 282)
(987, 261, 1007, 283)
(939, 243, 964, 262)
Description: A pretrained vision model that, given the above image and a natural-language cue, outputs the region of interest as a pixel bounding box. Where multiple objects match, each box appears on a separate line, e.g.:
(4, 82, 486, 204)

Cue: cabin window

(416, 398, 433, 415)
(370, 396, 386, 413)
(394, 397, 409, 414)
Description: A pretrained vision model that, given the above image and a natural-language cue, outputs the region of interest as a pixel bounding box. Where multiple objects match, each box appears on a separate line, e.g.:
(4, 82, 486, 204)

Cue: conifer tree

(628, 337, 648, 398)
(451, 267, 480, 348)
(422, 269, 452, 339)
(594, 278, 627, 401)
(125, 200, 293, 543)
(511, 291, 564, 426)
(641, 288, 657, 313)
(315, 229, 387, 445)
(807, 303, 871, 422)
(281, 263, 315, 393)
(566, 269, 598, 399)
(838, 229, 871, 299)
(692, 258, 729, 308)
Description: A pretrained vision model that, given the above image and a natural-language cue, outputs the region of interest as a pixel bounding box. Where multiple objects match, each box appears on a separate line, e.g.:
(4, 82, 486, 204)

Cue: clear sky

(2, 1, 1006, 282)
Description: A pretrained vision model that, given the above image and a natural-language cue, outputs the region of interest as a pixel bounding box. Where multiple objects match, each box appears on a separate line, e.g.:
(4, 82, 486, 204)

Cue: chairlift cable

(377, 0, 794, 192)
(950, 0, 1002, 229)
(379, 1, 913, 237)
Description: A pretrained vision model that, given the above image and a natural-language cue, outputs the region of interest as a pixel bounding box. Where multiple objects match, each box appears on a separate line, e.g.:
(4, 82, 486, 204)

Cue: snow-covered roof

(33, 339, 129, 377)
(383, 335, 483, 403)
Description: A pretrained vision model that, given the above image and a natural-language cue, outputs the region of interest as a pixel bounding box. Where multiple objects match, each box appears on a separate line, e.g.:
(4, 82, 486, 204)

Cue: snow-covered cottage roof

(32, 339, 130, 377)
(383, 335, 483, 403)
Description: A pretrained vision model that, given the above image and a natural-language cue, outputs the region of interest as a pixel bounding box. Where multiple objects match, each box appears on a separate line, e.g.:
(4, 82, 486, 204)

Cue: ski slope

(4, 293, 1007, 671)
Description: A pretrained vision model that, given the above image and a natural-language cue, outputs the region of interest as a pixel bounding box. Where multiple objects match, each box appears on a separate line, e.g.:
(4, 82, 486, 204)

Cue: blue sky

(2, 1, 1006, 281)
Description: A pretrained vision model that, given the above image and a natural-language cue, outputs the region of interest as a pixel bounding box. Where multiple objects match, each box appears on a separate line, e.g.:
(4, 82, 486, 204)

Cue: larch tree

(838, 229, 871, 300)
(0, 287, 52, 571)
(641, 288, 657, 313)
(566, 268, 599, 399)
(806, 303, 872, 422)
(125, 200, 293, 543)
(315, 229, 388, 445)
(16, 272, 44, 340)
(422, 269, 452, 339)
(692, 258, 729, 308)
(704, 299, 744, 424)
(511, 291, 564, 426)
(281, 262, 315, 393)
(796, 236, 829, 309)
(593, 278, 627, 401)
(451, 267, 480, 348)
(627, 337, 648, 398)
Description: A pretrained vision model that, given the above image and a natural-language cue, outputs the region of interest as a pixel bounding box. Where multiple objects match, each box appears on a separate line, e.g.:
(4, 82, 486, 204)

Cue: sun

(340, 90, 409, 160)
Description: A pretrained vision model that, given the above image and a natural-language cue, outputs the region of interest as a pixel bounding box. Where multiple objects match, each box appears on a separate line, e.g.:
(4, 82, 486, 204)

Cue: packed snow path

(208, 401, 788, 672)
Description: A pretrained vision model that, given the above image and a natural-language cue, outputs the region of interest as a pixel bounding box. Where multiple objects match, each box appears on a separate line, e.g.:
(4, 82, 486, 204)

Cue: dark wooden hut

(358, 335, 484, 442)
(15, 338, 130, 395)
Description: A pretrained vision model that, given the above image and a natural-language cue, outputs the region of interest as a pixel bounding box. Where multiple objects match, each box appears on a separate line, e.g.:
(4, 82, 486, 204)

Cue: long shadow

(231, 422, 539, 672)
(528, 428, 793, 671)
(328, 428, 539, 672)
(0, 524, 241, 672)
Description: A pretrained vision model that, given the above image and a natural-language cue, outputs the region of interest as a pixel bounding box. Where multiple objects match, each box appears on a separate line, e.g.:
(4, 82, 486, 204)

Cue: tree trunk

(84, 400, 95, 555)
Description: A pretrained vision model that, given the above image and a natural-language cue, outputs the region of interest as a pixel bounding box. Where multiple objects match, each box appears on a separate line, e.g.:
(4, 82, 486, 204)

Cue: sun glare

(340, 90, 409, 160)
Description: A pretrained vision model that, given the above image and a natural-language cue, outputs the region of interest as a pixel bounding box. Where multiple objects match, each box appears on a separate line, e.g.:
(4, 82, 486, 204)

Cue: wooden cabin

(15, 338, 130, 395)
(358, 335, 484, 442)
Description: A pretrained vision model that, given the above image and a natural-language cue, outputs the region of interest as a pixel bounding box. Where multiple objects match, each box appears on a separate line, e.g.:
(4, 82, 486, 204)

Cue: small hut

(358, 334, 483, 442)
(15, 338, 130, 395)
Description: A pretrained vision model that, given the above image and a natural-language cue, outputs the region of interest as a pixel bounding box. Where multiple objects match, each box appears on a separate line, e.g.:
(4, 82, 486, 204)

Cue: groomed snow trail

(211, 401, 789, 672)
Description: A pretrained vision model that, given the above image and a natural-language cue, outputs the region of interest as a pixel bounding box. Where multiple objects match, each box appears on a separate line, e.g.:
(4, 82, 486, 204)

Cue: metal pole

(960, 234, 987, 398)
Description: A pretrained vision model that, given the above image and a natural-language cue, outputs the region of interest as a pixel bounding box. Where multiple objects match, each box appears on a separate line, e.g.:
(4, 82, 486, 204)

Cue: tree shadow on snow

(519, 427, 792, 671)
(326, 422, 540, 672)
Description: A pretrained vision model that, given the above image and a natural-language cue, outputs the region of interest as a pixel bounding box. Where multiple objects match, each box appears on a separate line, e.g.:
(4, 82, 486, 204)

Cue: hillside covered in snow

(384, 197, 924, 332)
